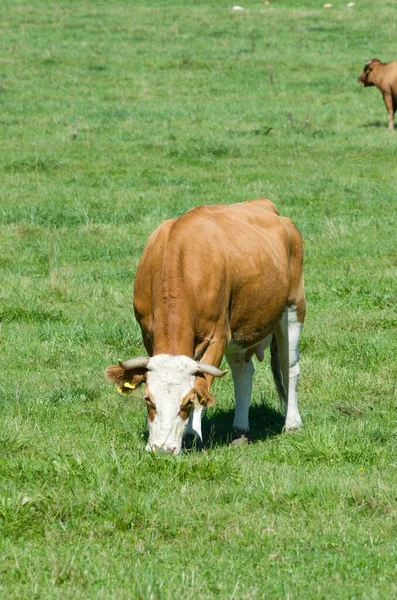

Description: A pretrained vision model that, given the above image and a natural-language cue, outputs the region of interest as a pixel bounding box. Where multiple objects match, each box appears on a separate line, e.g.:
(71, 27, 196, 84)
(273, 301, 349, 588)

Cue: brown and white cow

(358, 58, 397, 131)
(106, 199, 305, 454)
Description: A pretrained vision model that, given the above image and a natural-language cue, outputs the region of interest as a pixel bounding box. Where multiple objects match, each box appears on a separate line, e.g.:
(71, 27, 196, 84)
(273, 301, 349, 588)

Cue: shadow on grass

(363, 121, 396, 129)
(143, 400, 285, 452)
(201, 400, 285, 450)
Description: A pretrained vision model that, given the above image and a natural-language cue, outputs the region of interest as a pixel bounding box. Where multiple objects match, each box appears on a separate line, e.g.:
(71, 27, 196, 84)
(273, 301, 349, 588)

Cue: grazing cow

(106, 199, 305, 454)
(358, 58, 397, 131)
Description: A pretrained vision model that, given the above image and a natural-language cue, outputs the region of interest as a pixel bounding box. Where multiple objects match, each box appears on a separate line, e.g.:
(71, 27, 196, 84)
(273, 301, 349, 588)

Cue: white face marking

(145, 354, 197, 454)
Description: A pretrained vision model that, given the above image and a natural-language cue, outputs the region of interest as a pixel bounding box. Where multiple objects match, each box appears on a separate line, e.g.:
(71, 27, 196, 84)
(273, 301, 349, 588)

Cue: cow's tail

(270, 333, 287, 413)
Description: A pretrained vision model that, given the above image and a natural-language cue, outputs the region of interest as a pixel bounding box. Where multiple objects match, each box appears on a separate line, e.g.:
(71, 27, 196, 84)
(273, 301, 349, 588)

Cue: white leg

(285, 306, 303, 430)
(225, 353, 254, 432)
(186, 406, 203, 441)
(275, 307, 303, 432)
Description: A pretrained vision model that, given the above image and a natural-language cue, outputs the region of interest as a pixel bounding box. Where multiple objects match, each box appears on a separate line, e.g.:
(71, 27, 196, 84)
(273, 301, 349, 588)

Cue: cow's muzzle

(148, 443, 181, 456)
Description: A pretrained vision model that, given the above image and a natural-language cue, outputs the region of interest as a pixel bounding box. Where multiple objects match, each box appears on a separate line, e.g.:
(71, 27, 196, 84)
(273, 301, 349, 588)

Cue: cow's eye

(179, 398, 194, 420)
(144, 394, 156, 422)
(145, 395, 155, 409)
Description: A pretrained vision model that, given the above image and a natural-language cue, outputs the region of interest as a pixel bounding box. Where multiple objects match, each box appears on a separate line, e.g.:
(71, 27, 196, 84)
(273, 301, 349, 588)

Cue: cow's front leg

(225, 352, 254, 443)
(383, 92, 395, 131)
(185, 341, 226, 449)
(185, 406, 203, 449)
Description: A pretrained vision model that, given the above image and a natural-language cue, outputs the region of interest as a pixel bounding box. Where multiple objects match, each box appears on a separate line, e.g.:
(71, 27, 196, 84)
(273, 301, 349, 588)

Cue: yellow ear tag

(123, 382, 135, 390)
(117, 385, 124, 394)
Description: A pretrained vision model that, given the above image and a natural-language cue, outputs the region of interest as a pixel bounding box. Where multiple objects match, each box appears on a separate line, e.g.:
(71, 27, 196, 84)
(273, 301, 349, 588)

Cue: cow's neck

(372, 64, 385, 87)
(150, 242, 196, 356)
(152, 300, 195, 357)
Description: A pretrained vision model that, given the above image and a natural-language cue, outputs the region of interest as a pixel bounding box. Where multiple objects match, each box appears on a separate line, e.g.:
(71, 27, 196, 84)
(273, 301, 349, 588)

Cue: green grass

(1, 0, 397, 598)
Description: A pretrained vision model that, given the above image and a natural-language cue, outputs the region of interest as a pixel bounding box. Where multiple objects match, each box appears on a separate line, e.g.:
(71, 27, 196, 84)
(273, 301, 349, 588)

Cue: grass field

(1, 0, 397, 598)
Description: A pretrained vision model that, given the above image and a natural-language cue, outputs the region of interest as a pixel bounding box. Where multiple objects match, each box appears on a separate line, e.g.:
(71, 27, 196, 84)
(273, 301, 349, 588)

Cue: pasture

(1, 0, 396, 597)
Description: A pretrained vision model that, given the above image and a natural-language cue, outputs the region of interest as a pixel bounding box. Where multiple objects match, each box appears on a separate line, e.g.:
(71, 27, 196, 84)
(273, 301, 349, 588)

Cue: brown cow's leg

(383, 93, 394, 131)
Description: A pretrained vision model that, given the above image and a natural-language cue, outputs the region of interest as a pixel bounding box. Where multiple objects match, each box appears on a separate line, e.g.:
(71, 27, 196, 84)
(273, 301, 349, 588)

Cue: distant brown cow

(358, 58, 397, 131)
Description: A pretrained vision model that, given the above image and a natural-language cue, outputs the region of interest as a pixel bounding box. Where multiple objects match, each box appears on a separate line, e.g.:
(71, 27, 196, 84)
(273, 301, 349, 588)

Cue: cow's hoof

(284, 422, 302, 434)
(183, 434, 203, 451)
(231, 430, 250, 446)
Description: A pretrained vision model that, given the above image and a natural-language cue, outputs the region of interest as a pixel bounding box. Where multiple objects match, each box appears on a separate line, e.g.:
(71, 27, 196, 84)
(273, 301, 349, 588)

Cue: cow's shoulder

(280, 216, 302, 238)
(242, 198, 280, 215)
(145, 217, 177, 247)
(137, 217, 177, 272)
(174, 198, 281, 230)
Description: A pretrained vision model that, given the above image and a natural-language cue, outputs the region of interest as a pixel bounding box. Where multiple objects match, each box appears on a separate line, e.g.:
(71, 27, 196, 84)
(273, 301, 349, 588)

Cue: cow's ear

(181, 389, 196, 409)
(179, 389, 196, 420)
(193, 374, 216, 407)
(194, 385, 216, 408)
(365, 58, 380, 72)
(105, 365, 147, 394)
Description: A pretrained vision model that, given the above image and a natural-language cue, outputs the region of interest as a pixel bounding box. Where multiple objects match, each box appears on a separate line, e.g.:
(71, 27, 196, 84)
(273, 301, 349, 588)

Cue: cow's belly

(225, 334, 272, 363)
(228, 303, 285, 350)
(228, 269, 289, 346)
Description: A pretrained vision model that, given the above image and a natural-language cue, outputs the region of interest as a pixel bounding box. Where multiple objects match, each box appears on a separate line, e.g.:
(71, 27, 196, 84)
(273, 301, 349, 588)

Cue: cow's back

(181, 200, 303, 341)
(133, 217, 176, 352)
(382, 61, 397, 98)
(134, 200, 304, 350)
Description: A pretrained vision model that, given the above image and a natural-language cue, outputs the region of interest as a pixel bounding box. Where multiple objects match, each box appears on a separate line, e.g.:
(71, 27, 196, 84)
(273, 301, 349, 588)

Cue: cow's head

(358, 58, 381, 87)
(105, 354, 226, 455)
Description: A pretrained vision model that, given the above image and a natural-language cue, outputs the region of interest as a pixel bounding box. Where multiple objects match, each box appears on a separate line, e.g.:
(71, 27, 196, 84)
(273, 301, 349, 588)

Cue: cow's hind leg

(225, 353, 254, 442)
(274, 306, 303, 432)
(270, 333, 287, 413)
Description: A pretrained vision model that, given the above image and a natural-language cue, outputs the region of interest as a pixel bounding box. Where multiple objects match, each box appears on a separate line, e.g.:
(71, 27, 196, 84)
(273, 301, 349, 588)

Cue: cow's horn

(196, 362, 228, 378)
(118, 357, 149, 370)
